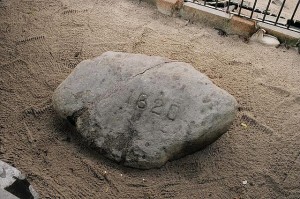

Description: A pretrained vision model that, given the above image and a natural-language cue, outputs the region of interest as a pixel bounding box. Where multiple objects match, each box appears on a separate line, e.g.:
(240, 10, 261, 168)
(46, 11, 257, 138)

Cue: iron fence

(186, 0, 300, 33)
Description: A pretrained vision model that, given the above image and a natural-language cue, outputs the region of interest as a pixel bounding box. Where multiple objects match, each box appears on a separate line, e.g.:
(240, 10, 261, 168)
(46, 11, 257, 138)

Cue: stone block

(156, 0, 183, 16)
(229, 16, 256, 37)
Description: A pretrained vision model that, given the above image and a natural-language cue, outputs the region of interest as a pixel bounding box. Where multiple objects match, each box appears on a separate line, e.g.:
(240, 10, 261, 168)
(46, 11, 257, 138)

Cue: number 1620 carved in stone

(52, 52, 237, 169)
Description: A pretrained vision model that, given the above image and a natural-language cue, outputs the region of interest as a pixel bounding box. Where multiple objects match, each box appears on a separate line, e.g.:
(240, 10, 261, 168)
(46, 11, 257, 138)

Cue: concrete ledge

(258, 22, 300, 43)
(180, 2, 231, 29)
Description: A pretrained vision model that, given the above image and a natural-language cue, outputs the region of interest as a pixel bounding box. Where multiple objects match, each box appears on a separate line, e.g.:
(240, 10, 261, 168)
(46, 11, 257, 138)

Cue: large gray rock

(53, 52, 237, 169)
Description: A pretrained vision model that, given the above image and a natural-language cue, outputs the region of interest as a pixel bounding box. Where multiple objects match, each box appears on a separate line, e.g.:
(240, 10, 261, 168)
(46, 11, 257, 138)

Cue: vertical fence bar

(238, 0, 244, 16)
(287, 0, 300, 29)
(250, 0, 258, 18)
(215, 0, 219, 8)
(275, 0, 287, 25)
(227, 0, 231, 13)
(263, 0, 272, 22)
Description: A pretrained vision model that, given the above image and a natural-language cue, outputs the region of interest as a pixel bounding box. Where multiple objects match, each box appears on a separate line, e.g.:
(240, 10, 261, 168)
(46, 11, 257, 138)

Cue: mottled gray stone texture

(53, 52, 237, 169)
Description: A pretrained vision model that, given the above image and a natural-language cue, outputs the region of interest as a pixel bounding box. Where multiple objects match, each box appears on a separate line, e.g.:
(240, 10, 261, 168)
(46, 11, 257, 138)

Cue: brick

(156, 0, 183, 16)
(229, 16, 256, 37)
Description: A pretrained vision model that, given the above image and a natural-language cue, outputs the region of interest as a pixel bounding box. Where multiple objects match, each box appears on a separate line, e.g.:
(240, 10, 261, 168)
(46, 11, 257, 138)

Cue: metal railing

(186, 0, 300, 33)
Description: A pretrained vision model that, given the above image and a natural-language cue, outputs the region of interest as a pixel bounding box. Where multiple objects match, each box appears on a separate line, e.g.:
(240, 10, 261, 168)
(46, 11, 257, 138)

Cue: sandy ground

(0, 0, 300, 198)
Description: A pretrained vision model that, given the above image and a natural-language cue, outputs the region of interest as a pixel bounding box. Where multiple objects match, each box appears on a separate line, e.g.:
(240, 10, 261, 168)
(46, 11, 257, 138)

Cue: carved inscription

(151, 99, 164, 115)
(136, 94, 148, 109)
(136, 93, 180, 121)
(167, 104, 179, 120)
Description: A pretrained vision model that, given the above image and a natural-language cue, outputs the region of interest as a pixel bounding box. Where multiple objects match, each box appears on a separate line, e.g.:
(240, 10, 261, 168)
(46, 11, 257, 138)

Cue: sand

(0, 0, 299, 198)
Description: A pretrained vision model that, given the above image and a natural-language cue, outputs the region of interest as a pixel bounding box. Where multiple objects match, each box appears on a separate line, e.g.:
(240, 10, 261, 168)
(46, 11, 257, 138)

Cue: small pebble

(242, 180, 247, 185)
(241, 123, 248, 128)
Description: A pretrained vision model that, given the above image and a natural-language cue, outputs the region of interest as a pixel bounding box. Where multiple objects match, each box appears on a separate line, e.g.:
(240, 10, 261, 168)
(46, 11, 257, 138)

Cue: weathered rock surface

(0, 160, 39, 199)
(53, 51, 237, 169)
(0, 189, 19, 199)
(0, 161, 21, 189)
